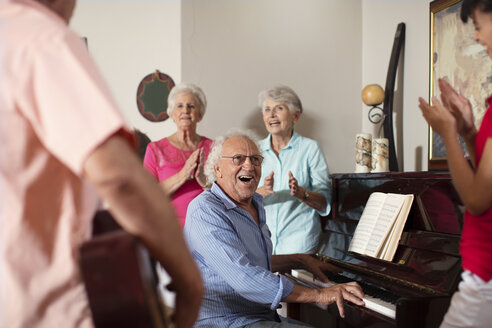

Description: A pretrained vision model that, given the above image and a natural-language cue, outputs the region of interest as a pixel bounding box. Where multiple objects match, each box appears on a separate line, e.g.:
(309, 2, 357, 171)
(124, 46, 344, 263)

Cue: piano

(288, 172, 464, 328)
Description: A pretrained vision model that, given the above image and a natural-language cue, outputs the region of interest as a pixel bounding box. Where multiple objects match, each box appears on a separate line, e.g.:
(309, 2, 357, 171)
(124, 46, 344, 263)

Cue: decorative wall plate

(136, 70, 175, 122)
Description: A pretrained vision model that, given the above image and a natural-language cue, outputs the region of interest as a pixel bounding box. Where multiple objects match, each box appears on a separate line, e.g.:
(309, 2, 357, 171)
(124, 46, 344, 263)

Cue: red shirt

(460, 95, 492, 281)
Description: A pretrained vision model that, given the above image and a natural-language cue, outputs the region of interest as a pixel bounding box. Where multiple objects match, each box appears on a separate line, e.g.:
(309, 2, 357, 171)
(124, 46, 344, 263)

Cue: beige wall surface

(71, 0, 437, 173)
(181, 0, 362, 173)
(361, 0, 430, 172)
(71, 0, 182, 142)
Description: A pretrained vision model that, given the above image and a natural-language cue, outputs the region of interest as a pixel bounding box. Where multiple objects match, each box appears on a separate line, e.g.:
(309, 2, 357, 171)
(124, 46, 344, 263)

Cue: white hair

(258, 85, 303, 114)
(167, 83, 207, 117)
(204, 128, 262, 185)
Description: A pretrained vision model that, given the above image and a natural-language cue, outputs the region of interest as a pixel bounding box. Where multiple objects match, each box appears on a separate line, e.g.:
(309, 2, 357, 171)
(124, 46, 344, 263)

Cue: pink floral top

(143, 137, 213, 227)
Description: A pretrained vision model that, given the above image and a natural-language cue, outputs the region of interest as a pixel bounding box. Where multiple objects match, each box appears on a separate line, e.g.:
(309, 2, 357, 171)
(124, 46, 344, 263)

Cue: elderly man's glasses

(222, 154, 264, 166)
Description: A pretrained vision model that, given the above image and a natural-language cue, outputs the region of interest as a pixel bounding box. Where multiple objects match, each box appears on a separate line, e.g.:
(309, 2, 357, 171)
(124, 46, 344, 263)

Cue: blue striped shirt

(184, 184, 294, 328)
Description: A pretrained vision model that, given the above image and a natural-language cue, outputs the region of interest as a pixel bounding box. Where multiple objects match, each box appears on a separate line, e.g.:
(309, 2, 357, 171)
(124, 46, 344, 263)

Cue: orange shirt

(0, 1, 128, 327)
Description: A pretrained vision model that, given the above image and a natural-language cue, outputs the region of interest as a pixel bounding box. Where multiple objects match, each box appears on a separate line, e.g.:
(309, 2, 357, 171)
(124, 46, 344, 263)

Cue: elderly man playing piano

(184, 129, 364, 327)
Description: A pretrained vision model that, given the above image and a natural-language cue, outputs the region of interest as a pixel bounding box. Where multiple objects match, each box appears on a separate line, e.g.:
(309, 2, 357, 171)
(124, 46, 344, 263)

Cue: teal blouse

(259, 132, 331, 254)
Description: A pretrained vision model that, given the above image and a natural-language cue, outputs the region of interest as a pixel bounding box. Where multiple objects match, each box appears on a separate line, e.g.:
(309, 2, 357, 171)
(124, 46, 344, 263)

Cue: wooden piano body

(292, 172, 464, 328)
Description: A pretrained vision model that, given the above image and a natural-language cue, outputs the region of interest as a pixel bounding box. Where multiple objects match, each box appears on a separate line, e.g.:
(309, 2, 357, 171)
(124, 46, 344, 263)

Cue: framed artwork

(429, 0, 492, 169)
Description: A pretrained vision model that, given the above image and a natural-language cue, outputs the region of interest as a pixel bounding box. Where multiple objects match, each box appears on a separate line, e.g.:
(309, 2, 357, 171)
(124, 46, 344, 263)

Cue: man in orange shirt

(0, 0, 202, 327)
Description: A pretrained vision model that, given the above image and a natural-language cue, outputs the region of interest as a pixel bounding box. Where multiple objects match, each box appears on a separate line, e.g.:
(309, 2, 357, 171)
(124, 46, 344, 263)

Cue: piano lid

(319, 172, 464, 297)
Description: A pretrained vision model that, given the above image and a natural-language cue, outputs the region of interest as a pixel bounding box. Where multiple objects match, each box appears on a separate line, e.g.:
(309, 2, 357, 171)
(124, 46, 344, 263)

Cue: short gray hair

(167, 83, 207, 117)
(204, 129, 262, 185)
(258, 85, 303, 114)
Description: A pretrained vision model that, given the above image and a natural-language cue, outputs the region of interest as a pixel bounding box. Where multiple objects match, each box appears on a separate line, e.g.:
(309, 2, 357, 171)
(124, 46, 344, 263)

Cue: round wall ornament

(136, 70, 175, 122)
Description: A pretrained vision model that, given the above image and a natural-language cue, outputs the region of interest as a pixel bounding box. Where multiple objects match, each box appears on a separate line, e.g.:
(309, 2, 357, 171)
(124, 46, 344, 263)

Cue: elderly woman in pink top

(144, 83, 213, 227)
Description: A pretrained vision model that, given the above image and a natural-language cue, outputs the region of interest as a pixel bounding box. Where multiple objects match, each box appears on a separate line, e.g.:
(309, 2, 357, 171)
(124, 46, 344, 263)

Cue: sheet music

(349, 193, 406, 257)
(380, 195, 414, 260)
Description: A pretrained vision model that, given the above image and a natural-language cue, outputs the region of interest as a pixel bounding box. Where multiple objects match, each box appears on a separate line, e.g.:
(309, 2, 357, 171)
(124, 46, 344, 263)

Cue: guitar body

(80, 212, 167, 328)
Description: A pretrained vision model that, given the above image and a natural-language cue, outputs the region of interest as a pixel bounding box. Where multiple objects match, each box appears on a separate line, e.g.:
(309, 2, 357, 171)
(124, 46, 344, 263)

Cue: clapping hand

(257, 171, 274, 198)
(418, 96, 457, 139)
(288, 171, 300, 198)
(194, 148, 208, 188)
(438, 78, 477, 143)
(182, 148, 201, 181)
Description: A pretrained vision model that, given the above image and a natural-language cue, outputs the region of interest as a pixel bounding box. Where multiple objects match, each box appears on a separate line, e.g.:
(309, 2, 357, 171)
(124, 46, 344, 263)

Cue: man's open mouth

(239, 175, 253, 182)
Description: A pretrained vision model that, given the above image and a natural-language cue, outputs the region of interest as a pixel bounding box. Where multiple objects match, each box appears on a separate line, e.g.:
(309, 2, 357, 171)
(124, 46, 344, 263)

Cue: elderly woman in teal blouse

(256, 86, 331, 254)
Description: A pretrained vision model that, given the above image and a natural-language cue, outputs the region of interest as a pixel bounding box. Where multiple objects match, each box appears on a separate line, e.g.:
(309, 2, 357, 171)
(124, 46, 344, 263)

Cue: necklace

(169, 134, 201, 151)
(178, 147, 193, 162)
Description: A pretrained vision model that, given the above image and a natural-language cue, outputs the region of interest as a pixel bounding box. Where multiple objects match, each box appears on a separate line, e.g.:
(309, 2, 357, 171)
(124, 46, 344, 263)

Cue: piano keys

(289, 172, 464, 328)
(289, 269, 397, 319)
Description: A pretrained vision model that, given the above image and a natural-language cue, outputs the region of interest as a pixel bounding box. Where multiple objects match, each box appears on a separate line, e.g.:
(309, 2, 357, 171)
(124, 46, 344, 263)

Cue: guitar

(80, 210, 169, 328)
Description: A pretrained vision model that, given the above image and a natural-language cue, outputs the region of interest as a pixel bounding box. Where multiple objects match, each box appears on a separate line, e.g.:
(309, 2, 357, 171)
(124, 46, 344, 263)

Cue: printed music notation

(349, 192, 414, 261)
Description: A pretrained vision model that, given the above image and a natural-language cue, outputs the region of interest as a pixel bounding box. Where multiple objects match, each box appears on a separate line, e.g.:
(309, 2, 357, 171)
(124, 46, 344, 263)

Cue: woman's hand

(257, 171, 274, 198)
(418, 97, 457, 140)
(288, 171, 327, 211)
(438, 78, 477, 144)
(194, 148, 208, 188)
(289, 171, 301, 198)
(181, 148, 200, 181)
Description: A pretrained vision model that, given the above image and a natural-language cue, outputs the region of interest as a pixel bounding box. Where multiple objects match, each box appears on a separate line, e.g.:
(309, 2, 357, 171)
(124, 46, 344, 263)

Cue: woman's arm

(419, 96, 492, 215)
(438, 79, 478, 167)
(160, 148, 202, 195)
(445, 137, 492, 215)
(160, 170, 191, 195)
(288, 171, 327, 212)
(297, 141, 332, 214)
(295, 186, 327, 212)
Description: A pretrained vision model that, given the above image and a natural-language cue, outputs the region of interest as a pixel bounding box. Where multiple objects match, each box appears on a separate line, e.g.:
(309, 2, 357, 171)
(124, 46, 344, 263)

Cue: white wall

(182, 0, 362, 173)
(71, 0, 181, 142)
(71, 0, 433, 173)
(361, 0, 430, 171)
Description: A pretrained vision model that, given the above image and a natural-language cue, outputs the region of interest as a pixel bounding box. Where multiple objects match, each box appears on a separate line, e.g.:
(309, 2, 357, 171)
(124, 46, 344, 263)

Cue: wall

(361, 0, 430, 171)
(181, 0, 362, 173)
(71, 0, 433, 173)
(71, 0, 181, 142)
